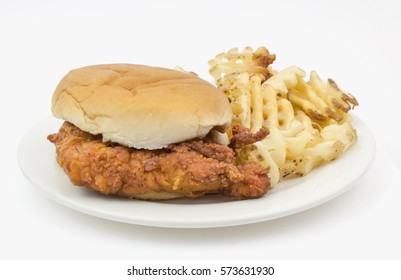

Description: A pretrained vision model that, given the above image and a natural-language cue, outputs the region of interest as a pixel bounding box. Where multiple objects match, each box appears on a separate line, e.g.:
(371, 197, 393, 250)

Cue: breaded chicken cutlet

(48, 122, 269, 199)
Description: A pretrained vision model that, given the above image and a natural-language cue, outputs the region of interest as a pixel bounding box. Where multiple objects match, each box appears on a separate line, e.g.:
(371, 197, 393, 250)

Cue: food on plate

(209, 47, 359, 187)
(47, 45, 359, 201)
(48, 64, 270, 200)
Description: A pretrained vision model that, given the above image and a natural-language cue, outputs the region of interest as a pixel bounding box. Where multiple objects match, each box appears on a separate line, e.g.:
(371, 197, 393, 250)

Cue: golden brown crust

(48, 122, 270, 200)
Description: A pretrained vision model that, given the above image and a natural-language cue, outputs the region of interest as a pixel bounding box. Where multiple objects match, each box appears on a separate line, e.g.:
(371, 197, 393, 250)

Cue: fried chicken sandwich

(48, 64, 270, 200)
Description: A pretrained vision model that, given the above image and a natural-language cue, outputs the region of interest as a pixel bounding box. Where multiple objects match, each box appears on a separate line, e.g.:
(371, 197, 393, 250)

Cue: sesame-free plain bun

(51, 64, 232, 149)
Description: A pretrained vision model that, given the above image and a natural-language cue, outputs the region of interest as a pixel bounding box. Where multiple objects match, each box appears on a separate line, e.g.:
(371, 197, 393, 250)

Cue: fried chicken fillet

(48, 122, 270, 199)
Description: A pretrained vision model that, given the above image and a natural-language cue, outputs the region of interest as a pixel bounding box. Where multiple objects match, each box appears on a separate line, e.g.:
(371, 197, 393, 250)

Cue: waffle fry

(264, 66, 305, 96)
(209, 46, 359, 187)
(289, 71, 359, 124)
(208, 46, 276, 81)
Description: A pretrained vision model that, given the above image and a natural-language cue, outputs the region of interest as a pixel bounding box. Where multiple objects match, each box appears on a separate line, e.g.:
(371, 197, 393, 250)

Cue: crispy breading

(48, 122, 270, 200)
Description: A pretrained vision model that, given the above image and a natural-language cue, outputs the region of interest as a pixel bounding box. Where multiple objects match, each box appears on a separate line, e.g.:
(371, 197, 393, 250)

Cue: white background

(1, 0, 401, 264)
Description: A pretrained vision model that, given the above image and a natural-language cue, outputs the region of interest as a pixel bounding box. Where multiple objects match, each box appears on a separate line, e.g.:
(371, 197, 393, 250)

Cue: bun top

(51, 64, 232, 149)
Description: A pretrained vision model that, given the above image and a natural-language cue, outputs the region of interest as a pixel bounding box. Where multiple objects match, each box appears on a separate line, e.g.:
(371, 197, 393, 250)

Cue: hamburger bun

(51, 64, 232, 149)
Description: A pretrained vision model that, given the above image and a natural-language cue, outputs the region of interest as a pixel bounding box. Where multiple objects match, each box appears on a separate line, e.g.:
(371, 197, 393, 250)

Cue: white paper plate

(18, 116, 375, 228)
